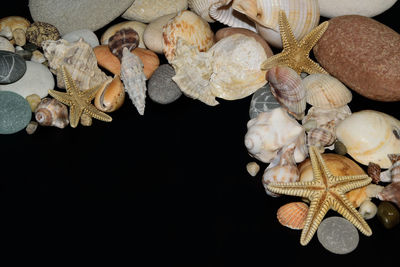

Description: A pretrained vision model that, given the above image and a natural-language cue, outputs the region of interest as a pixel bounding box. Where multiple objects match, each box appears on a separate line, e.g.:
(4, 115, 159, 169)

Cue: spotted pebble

(0, 51, 27, 84)
(0, 91, 32, 134)
(148, 64, 182, 104)
(249, 83, 281, 119)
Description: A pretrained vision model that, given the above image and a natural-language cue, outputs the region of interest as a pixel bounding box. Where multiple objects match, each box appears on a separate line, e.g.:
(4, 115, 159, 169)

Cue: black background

(1, 0, 399, 265)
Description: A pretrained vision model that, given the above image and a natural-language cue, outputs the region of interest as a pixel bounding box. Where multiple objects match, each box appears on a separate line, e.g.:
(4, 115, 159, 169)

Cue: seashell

(368, 162, 381, 184)
(0, 36, 15, 52)
(358, 199, 378, 220)
(307, 127, 336, 152)
(42, 38, 110, 91)
(302, 73, 352, 109)
(101, 21, 147, 49)
(0, 16, 30, 46)
(26, 93, 41, 112)
(365, 184, 384, 198)
(0, 26, 13, 40)
(34, 97, 69, 128)
(143, 13, 177, 54)
(245, 107, 306, 164)
(26, 21, 61, 47)
(246, 161, 260, 177)
(25, 121, 38, 135)
(209, 0, 256, 32)
(108, 28, 140, 61)
(232, 0, 320, 48)
(388, 154, 400, 183)
(277, 202, 308, 229)
(30, 50, 46, 64)
(267, 66, 306, 120)
(346, 186, 368, 208)
(378, 182, 400, 209)
(94, 75, 125, 113)
(120, 47, 147, 115)
(188, 0, 216, 23)
(302, 105, 352, 131)
(335, 110, 400, 168)
(162, 10, 215, 63)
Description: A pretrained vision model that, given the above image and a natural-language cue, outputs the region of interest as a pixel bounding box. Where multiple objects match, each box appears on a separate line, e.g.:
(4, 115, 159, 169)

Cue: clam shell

(302, 73, 352, 109)
(378, 182, 400, 209)
(346, 186, 368, 208)
(277, 202, 308, 229)
(162, 10, 214, 63)
(232, 0, 320, 48)
(101, 21, 147, 48)
(188, 0, 216, 22)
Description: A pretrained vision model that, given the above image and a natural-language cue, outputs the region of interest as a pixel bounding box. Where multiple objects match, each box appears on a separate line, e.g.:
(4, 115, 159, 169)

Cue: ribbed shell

(209, 0, 256, 31)
(367, 162, 381, 184)
(108, 28, 139, 60)
(307, 127, 336, 148)
(277, 202, 308, 229)
(303, 73, 352, 109)
(188, 0, 216, 22)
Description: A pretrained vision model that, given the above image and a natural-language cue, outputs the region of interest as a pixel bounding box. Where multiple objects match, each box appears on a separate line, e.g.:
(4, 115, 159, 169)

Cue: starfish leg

(48, 89, 73, 106)
(69, 104, 83, 128)
(266, 181, 321, 199)
(278, 10, 298, 51)
(300, 21, 329, 53)
(84, 104, 112, 122)
(302, 58, 328, 74)
(261, 52, 289, 71)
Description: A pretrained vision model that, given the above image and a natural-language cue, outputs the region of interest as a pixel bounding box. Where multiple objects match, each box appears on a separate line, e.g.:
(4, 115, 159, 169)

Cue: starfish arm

(81, 84, 103, 101)
(299, 21, 329, 53)
(266, 181, 321, 199)
(69, 104, 83, 128)
(48, 89, 73, 106)
(302, 58, 328, 74)
(332, 175, 372, 193)
(84, 104, 112, 122)
(278, 10, 298, 51)
(261, 52, 290, 71)
(61, 65, 79, 93)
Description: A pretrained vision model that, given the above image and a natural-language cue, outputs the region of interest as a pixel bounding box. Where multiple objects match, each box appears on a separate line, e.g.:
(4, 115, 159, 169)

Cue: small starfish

(261, 10, 329, 75)
(48, 65, 112, 128)
(267, 146, 372, 246)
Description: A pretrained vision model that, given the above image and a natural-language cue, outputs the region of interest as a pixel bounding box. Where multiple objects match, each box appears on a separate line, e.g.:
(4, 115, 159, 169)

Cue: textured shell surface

(34, 97, 69, 128)
(246, 161, 260, 177)
(209, 0, 256, 31)
(143, 13, 177, 54)
(188, 0, 217, 22)
(108, 28, 140, 60)
(367, 162, 381, 184)
(303, 73, 352, 109)
(120, 47, 147, 115)
(378, 182, 400, 209)
(163, 10, 215, 63)
(302, 105, 352, 131)
(101, 21, 147, 48)
(0, 16, 30, 32)
(335, 110, 400, 168)
(277, 202, 308, 229)
(42, 38, 110, 91)
(249, 83, 281, 119)
(0, 36, 15, 53)
(232, 0, 320, 48)
(307, 127, 336, 149)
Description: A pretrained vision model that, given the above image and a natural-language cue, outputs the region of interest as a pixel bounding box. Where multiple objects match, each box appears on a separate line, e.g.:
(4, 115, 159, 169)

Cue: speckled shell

(368, 162, 381, 184)
(277, 202, 308, 229)
(209, 0, 256, 31)
(101, 21, 147, 49)
(378, 182, 400, 209)
(143, 13, 177, 54)
(108, 28, 140, 60)
(42, 38, 110, 91)
(34, 97, 69, 128)
(94, 75, 125, 112)
(302, 73, 352, 109)
(388, 154, 400, 183)
(162, 10, 215, 63)
(232, 0, 320, 48)
(26, 21, 60, 47)
(188, 0, 216, 22)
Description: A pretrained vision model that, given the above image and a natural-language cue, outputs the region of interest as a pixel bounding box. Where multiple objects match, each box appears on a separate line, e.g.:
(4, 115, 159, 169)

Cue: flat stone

(148, 64, 182, 104)
(0, 51, 27, 84)
(317, 216, 359, 254)
(0, 61, 54, 98)
(249, 83, 281, 119)
(29, 0, 134, 35)
(0, 91, 32, 134)
(318, 0, 397, 18)
(62, 29, 99, 48)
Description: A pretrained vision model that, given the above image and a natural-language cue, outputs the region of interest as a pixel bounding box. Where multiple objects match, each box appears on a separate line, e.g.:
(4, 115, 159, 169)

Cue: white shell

(335, 110, 400, 168)
(232, 0, 320, 48)
(188, 0, 216, 22)
(143, 13, 177, 54)
(358, 199, 378, 220)
(246, 162, 260, 177)
(0, 36, 15, 52)
(318, 0, 398, 18)
(302, 105, 352, 131)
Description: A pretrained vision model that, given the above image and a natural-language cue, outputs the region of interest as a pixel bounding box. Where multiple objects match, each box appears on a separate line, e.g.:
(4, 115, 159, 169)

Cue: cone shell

(188, 0, 216, 22)
(162, 10, 214, 63)
(378, 182, 400, 209)
(94, 75, 125, 112)
(34, 97, 69, 128)
(367, 162, 381, 184)
(277, 202, 308, 229)
(101, 21, 147, 48)
(232, 0, 320, 48)
(303, 73, 352, 109)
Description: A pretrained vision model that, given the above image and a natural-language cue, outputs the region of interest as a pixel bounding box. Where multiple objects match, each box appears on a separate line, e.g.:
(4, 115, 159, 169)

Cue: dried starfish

(267, 146, 372, 246)
(261, 10, 328, 75)
(48, 65, 112, 128)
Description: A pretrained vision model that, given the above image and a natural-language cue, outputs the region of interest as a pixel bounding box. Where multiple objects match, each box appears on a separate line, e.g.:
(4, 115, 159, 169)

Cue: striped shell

(303, 73, 352, 109)
(188, 0, 216, 22)
(277, 202, 308, 230)
(101, 21, 147, 48)
(232, 0, 320, 48)
(108, 28, 139, 61)
(307, 127, 336, 149)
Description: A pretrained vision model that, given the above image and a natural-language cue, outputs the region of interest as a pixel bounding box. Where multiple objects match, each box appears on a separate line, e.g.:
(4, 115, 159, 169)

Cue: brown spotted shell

(34, 97, 69, 128)
(277, 202, 308, 230)
(368, 162, 381, 184)
(108, 28, 140, 61)
(26, 21, 60, 47)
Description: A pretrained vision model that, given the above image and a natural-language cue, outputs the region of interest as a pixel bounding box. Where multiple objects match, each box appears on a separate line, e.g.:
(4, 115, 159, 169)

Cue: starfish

(267, 146, 372, 246)
(48, 65, 112, 128)
(261, 10, 329, 75)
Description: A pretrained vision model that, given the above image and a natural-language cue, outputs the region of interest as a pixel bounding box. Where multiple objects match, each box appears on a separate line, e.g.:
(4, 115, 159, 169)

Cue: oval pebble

(377, 201, 400, 229)
(62, 29, 99, 48)
(148, 64, 182, 104)
(249, 83, 281, 119)
(317, 216, 359, 254)
(0, 91, 32, 134)
(0, 51, 27, 84)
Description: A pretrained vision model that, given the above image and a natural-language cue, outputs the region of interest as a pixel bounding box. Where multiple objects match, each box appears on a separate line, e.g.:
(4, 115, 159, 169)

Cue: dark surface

(1, 0, 399, 265)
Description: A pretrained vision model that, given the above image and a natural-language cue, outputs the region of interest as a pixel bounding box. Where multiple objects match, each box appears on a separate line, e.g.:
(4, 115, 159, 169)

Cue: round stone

(318, 0, 398, 18)
(148, 64, 182, 104)
(0, 91, 32, 134)
(377, 201, 400, 229)
(0, 50, 27, 84)
(317, 216, 359, 254)
(249, 83, 281, 119)
(62, 29, 99, 48)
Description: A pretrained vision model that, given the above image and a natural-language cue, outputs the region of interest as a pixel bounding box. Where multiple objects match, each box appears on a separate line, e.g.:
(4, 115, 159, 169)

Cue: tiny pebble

(334, 140, 347, 155)
(246, 162, 260, 177)
(26, 93, 41, 111)
(249, 83, 281, 119)
(80, 113, 92, 126)
(25, 121, 38, 135)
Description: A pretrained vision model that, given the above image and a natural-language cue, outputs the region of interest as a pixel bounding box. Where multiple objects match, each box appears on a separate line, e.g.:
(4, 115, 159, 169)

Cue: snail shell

(94, 75, 125, 112)
(378, 182, 400, 209)
(34, 97, 69, 128)
(108, 28, 140, 61)
(307, 127, 336, 152)
(358, 199, 378, 220)
(367, 162, 381, 184)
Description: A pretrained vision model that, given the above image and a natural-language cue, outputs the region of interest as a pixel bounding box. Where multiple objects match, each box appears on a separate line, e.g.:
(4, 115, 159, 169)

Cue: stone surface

(148, 64, 182, 104)
(249, 83, 281, 119)
(318, 0, 397, 18)
(0, 50, 26, 84)
(0, 61, 54, 98)
(29, 0, 134, 35)
(317, 216, 359, 254)
(314, 15, 400, 101)
(26, 21, 61, 47)
(62, 29, 99, 48)
(143, 13, 177, 54)
(0, 91, 32, 134)
(377, 201, 400, 229)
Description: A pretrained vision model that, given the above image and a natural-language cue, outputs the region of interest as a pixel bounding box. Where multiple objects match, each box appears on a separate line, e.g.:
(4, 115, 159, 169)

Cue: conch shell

(35, 97, 69, 128)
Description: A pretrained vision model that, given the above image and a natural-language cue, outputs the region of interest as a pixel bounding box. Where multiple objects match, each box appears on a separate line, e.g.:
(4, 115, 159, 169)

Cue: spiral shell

(101, 21, 146, 48)
(108, 28, 140, 61)
(367, 162, 381, 184)
(34, 97, 69, 128)
(302, 105, 352, 132)
(307, 127, 336, 152)
(378, 182, 400, 209)
(358, 199, 378, 220)
(277, 202, 308, 229)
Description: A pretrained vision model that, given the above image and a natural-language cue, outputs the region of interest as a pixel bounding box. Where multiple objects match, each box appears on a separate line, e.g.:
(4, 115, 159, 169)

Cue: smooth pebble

(0, 50, 26, 84)
(148, 64, 182, 104)
(62, 29, 99, 48)
(318, 0, 398, 18)
(0, 91, 32, 134)
(249, 83, 281, 119)
(377, 201, 400, 229)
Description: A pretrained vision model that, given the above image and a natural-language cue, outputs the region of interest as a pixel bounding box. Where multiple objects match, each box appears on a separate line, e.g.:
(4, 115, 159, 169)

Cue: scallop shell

(42, 38, 110, 91)
(162, 10, 215, 63)
(335, 110, 400, 168)
(188, 0, 216, 22)
(108, 28, 140, 60)
(267, 66, 306, 120)
(302, 73, 352, 109)
(246, 161, 260, 177)
(209, 0, 256, 32)
(231, 0, 320, 48)
(378, 182, 400, 209)
(277, 202, 308, 229)
(101, 21, 147, 48)
(34, 97, 69, 128)
(94, 75, 125, 113)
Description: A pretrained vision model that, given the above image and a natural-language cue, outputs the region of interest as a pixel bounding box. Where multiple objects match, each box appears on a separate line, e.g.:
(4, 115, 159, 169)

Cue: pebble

(377, 201, 400, 229)
(26, 93, 41, 111)
(15, 49, 32, 61)
(334, 140, 347, 155)
(0, 61, 54, 98)
(62, 29, 99, 48)
(317, 216, 359, 254)
(147, 64, 182, 104)
(0, 91, 32, 134)
(25, 121, 38, 135)
(318, 0, 397, 18)
(0, 50, 26, 84)
(249, 83, 281, 119)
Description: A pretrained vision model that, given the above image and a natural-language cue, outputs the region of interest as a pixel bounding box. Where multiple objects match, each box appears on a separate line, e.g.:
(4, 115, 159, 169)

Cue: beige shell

(307, 127, 336, 150)
(42, 38, 110, 91)
(232, 0, 320, 48)
(0, 16, 30, 46)
(101, 21, 147, 49)
(335, 110, 400, 168)
(378, 182, 400, 209)
(302, 73, 352, 109)
(0, 36, 15, 52)
(302, 105, 352, 132)
(209, 0, 256, 32)
(277, 202, 308, 229)
(94, 75, 125, 112)
(358, 199, 378, 220)
(34, 97, 69, 128)
(246, 162, 260, 177)
(188, 0, 216, 22)
(143, 13, 177, 54)
(346, 186, 368, 208)
(162, 10, 215, 63)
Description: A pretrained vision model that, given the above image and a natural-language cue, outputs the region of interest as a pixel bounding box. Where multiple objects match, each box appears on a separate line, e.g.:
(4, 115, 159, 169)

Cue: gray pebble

(249, 83, 281, 119)
(0, 91, 32, 134)
(317, 216, 359, 254)
(15, 50, 32, 61)
(148, 64, 182, 104)
(0, 51, 27, 84)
